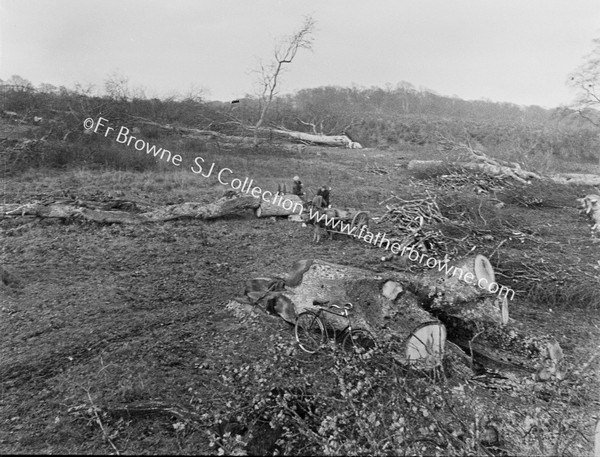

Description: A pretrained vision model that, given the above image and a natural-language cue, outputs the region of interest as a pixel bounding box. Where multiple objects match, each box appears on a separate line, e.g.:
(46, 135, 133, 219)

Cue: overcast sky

(1, 0, 599, 108)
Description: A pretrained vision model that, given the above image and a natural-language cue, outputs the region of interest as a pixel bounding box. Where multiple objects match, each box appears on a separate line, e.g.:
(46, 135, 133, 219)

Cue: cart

(303, 205, 370, 238)
(333, 208, 369, 235)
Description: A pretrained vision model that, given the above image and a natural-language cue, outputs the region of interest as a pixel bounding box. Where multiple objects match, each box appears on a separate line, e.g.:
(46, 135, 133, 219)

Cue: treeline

(1, 76, 598, 171)
(222, 84, 599, 163)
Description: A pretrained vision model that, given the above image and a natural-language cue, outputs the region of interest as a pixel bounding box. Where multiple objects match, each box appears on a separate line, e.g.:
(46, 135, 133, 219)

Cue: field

(2, 131, 600, 455)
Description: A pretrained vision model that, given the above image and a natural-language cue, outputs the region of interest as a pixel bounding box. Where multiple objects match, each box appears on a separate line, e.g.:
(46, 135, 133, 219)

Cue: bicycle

(294, 302, 377, 357)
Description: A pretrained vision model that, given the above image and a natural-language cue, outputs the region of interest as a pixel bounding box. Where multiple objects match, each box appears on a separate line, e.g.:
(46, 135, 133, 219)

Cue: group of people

(291, 176, 331, 207)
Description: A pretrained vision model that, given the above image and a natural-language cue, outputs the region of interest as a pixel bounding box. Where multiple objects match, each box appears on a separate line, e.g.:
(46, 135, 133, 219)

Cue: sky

(1, 0, 599, 108)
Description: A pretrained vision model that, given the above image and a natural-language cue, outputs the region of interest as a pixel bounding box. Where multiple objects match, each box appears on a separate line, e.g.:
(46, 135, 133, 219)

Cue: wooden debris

(431, 170, 515, 195)
(378, 193, 448, 259)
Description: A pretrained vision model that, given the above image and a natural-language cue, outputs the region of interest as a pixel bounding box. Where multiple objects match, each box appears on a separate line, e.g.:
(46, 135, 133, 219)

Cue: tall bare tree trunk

(251, 16, 315, 147)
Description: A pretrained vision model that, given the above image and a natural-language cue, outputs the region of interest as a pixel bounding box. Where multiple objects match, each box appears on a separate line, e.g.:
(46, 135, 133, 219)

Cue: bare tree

(568, 37, 600, 129)
(104, 71, 131, 101)
(252, 15, 315, 146)
(567, 38, 600, 165)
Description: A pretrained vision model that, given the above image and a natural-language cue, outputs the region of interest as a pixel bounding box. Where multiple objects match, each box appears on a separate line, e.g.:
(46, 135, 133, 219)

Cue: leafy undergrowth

(200, 308, 598, 456)
(2, 144, 600, 455)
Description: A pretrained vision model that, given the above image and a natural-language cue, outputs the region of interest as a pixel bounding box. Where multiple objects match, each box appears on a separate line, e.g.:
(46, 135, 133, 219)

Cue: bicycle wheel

(295, 311, 326, 354)
(342, 329, 377, 358)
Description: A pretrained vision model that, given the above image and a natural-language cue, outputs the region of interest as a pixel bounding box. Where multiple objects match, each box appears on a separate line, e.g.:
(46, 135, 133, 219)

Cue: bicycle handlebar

(329, 302, 353, 310)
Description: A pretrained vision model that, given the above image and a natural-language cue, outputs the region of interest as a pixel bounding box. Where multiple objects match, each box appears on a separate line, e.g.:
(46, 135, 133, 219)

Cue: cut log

(255, 194, 303, 218)
(268, 128, 350, 147)
(404, 254, 510, 326)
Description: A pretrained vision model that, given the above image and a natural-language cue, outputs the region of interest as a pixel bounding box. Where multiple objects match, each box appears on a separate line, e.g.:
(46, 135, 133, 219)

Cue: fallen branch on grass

(413, 137, 543, 184)
(408, 159, 540, 185)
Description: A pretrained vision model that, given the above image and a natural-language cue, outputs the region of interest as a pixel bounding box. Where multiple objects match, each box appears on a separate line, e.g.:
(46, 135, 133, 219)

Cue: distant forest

(1, 75, 599, 168)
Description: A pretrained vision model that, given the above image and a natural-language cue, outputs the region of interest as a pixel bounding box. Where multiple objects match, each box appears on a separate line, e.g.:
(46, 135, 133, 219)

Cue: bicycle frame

(295, 302, 377, 356)
(313, 303, 354, 338)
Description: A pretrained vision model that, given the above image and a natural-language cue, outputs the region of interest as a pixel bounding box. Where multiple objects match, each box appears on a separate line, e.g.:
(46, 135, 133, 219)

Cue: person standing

(292, 176, 304, 198)
(317, 185, 331, 207)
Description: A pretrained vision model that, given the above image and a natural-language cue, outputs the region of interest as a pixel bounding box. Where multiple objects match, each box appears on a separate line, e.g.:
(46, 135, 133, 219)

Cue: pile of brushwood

(378, 193, 449, 260)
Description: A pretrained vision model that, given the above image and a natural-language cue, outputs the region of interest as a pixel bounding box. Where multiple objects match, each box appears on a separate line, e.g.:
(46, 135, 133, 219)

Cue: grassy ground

(1, 137, 599, 455)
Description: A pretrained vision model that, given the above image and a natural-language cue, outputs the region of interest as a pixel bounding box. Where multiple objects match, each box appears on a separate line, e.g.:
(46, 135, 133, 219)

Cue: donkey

(309, 194, 338, 243)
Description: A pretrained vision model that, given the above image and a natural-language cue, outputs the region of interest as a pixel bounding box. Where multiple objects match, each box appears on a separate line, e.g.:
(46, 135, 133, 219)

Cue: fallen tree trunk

(141, 194, 259, 221)
(128, 116, 366, 149)
(2, 192, 261, 223)
(268, 128, 350, 147)
(133, 118, 354, 149)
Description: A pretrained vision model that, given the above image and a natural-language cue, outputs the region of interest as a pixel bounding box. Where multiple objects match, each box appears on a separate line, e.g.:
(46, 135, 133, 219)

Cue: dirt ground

(1, 143, 599, 455)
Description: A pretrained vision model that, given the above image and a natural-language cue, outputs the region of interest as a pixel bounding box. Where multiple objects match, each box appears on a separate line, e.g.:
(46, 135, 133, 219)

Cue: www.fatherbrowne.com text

(307, 206, 515, 301)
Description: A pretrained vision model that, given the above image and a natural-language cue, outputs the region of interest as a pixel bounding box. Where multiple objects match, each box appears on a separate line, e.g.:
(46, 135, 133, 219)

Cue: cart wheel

(351, 211, 369, 233)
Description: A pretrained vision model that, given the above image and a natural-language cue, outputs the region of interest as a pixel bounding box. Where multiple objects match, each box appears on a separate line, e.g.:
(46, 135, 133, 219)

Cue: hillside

(1, 85, 600, 455)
